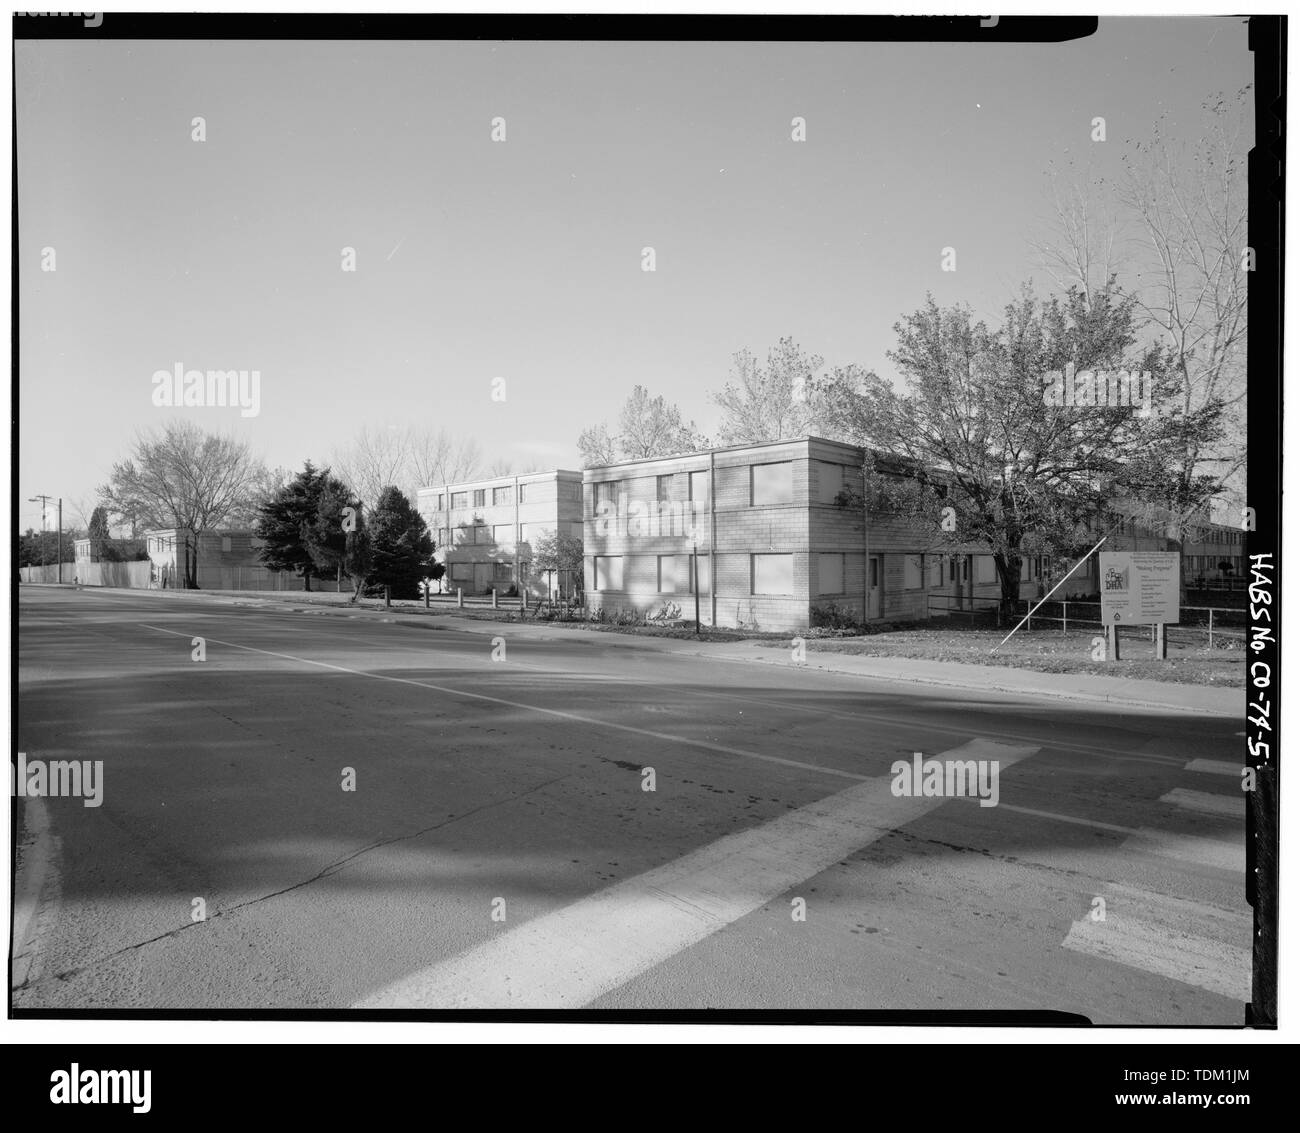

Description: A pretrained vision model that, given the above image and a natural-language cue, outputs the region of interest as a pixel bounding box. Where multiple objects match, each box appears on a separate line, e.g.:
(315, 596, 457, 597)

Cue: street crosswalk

(1061, 758, 1251, 1003)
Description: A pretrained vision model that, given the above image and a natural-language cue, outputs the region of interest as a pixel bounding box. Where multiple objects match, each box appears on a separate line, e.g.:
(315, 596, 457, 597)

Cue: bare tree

(331, 425, 412, 512)
(406, 426, 483, 491)
(1030, 163, 1126, 309)
(97, 421, 265, 586)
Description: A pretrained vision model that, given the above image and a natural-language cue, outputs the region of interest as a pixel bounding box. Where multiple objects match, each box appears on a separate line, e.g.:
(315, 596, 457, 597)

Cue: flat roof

(582, 434, 864, 475)
(416, 468, 582, 495)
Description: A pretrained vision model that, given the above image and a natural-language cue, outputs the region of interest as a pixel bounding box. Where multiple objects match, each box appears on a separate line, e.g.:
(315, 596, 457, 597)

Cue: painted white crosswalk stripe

(1062, 882, 1250, 1002)
(1184, 759, 1241, 777)
(1127, 828, 1245, 874)
(356, 738, 1039, 1009)
(1160, 787, 1245, 819)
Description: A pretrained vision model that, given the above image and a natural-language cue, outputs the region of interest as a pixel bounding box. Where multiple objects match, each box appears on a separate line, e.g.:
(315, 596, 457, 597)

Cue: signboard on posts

(1099, 551, 1180, 624)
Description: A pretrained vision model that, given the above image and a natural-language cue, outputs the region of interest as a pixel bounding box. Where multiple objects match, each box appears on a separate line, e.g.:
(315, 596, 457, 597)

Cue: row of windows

(594, 461, 801, 514)
(433, 481, 582, 511)
(438, 522, 583, 548)
(592, 552, 837, 597)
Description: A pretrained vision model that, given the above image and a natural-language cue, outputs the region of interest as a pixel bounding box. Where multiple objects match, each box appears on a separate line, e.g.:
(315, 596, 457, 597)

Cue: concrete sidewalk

(71, 585, 1244, 717)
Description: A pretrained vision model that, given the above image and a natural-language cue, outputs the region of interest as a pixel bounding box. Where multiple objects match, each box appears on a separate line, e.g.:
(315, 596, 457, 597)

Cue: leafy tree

(578, 386, 709, 467)
(368, 485, 435, 602)
(712, 337, 833, 445)
(818, 282, 1172, 612)
(531, 528, 585, 595)
(255, 462, 350, 591)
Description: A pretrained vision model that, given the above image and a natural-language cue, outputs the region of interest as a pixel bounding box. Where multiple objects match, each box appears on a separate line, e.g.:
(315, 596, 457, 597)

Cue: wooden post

(424, 584, 429, 609)
(457, 587, 463, 608)
(492, 588, 498, 609)
(1155, 621, 1167, 659)
(1062, 601, 1067, 635)
(1208, 608, 1215, 650)
(1107, 623, 1121, 661)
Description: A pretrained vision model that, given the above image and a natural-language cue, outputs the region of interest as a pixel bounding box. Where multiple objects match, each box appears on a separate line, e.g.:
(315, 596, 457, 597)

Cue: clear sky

(16, 17, 1252, 533)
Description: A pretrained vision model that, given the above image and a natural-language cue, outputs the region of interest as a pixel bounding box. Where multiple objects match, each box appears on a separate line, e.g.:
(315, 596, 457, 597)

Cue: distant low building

(416, 470, 584, 598)
(144, 528, 272, 590)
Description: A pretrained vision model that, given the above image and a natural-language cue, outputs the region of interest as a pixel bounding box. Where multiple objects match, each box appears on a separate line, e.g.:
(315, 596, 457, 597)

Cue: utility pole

(29, 495, 52, 577)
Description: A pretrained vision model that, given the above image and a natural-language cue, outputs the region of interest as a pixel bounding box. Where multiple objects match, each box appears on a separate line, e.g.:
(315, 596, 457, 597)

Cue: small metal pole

(1062, 601, 1067, 635)
(1208, 608, 1214, 650)
(1155, 621, 1167, 659)
(425, 583, 430, 608)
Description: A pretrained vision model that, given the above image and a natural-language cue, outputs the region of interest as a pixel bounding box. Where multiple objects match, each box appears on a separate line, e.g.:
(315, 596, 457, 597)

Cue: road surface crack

(14, 771, 576, 993)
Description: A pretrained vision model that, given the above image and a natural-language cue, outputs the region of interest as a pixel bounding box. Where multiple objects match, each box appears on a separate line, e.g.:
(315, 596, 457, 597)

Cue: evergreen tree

(368, 485, 434, 602)
(255, 462, 349, 591)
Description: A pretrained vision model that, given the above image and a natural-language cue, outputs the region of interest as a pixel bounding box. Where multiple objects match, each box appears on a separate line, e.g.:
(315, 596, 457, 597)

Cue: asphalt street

(13, 586, 1251, 1020)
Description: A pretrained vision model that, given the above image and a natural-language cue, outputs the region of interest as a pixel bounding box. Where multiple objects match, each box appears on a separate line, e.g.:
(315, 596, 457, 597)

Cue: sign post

(1099, 551, 1180, 660)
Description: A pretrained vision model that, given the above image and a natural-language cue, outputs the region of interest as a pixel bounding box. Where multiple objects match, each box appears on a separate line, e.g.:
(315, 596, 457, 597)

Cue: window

(594, 481, 621, 512)
(688, 553, 710, 594)
(815, 462, 852, 504)
(434, 493, 445, 510)
(595, 556, 623, 591)
(657, 555, 682, 594)
(493, 524, 515, 547)
(492, 562, 513, 581)
(221, 536, 232, 553)
(451, 563, 473, 581)
(903, 553, 923, 590)
(472, 489, 486, 507)
(493, 486, 513, 506)
(929, 557, 943, 587)
(450, 491, 467, 509)
(817, 553, 845, 595)
(657, 474, 673, 504)
(750, 462, 793, 506)
(689, 470, 709, 503)
(520, 523, 552, 546)
(870, 557, 880, 588)
(752, 553, 793, 595)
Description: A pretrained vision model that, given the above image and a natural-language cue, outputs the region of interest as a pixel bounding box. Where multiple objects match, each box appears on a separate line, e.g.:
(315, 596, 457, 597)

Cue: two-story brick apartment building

(582, 436, 1014, 632)
(416, 469, 584, 597)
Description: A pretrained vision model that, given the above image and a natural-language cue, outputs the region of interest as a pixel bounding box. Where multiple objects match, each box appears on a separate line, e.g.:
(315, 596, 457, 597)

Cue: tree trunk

(993, 552, 1022, 617)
